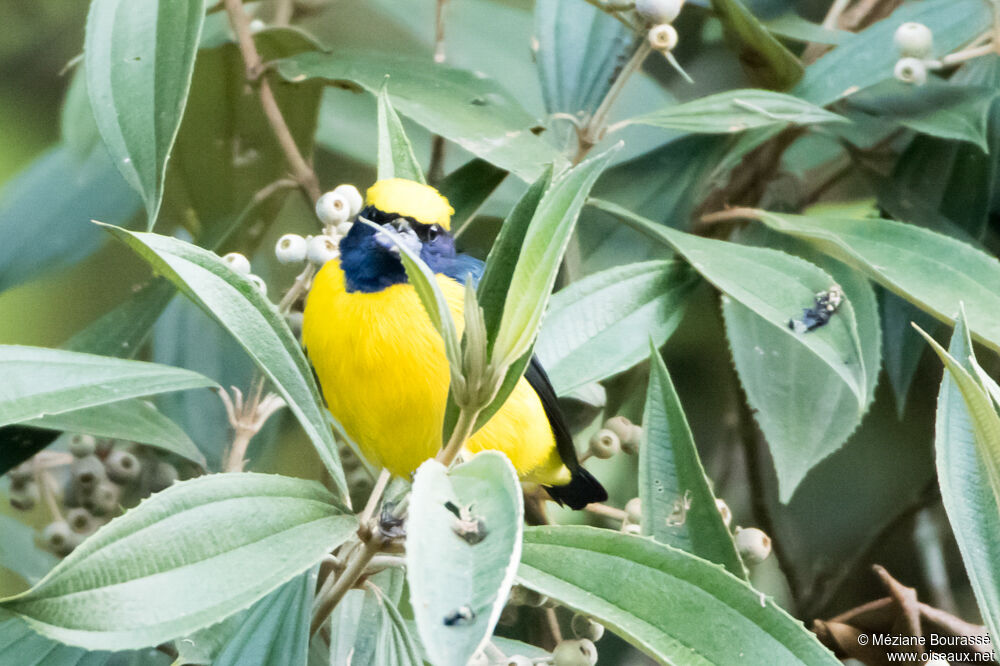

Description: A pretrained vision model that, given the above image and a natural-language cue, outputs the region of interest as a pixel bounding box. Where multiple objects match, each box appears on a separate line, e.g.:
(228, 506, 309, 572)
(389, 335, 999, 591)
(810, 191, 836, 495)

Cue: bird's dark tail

(544, 466, 607, 510)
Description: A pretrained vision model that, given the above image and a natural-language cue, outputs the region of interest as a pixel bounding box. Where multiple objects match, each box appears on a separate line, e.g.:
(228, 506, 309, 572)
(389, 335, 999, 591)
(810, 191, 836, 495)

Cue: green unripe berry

(43, 520, 76, 556)
(149, 461, 179, 493)
(104, 449, 142, 484)
(72, 454, 106, 489)
(86, 481, 122, 516)
(275, 233, 308, 264)
(552, 638, 598, 666)
(68, 434, 97, 458)
(588, 429, 620, 459)
(734, 526, 772, 565)
(66, 507, 97, 535)
(571, 613, 606, 642)
(635, 0, 682, 23)
(222, 252, 251, 275)
(9, 480, 39, 511)
(894, 22, 933, 58)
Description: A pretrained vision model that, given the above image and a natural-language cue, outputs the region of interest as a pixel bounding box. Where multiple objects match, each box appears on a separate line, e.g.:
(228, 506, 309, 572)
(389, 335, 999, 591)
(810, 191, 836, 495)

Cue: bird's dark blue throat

(340, 205, 460, 293)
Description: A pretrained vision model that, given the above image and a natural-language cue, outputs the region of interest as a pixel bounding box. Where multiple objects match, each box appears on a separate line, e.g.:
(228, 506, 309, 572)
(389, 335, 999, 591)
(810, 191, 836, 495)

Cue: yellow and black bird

(302, 178, 606, 509)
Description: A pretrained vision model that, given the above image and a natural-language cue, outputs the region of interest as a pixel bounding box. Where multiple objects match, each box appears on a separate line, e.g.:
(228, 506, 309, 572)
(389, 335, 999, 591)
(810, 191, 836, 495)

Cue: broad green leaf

(534, 0, 636, 148)
(624, 90, 845, 134)
(60, 68, 100, 157)
(746, 209, 1000, 354)
(84, 0, 205, 226)
(0, 617, 169, 666)
(21, 399, 206, 468)
(440, 159, 507, 237)
(326, 569, 418, 666)
(643, 345, 746, 578)
(407, 452, 523, 666)
(535, 260, 698, 395)
(64, 278, 176, 359)
(518, 526, 839, 664)
(0, 145, 139, 294)
(934, 312, 1000, 648)
(590, 199, 867, 405)
(211, 570, 315, 666)
(723, 236, 881, 501)
(0, 516, 58, 587)
(792, 0, 990, 106)
(762, 13, 848, 46)
(710, 0, 804, 90)
(100, 227, 349, 498)
(881, 290, 936, 417)
(492, 147, 618, 367)
(848, 80, 997, 151)
(163, 28, 321, 246)
(377, 83, 425, 183)
(0, 473, 355, 650)
(277, 51, 563, 181)
(0, 345, 214, 428)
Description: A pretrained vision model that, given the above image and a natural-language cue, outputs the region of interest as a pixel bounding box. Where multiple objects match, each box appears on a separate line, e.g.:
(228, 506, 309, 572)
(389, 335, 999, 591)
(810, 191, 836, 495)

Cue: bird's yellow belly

(302, 261, 568, 484)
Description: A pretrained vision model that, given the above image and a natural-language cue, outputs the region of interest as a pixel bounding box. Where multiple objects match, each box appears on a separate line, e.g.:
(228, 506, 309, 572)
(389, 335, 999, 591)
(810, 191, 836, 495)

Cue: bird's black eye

(427, 225, 440, 241)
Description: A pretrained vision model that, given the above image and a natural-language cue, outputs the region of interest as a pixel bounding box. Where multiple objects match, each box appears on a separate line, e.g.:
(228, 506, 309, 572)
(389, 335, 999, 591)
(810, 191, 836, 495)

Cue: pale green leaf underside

(377, 84, 425, 183)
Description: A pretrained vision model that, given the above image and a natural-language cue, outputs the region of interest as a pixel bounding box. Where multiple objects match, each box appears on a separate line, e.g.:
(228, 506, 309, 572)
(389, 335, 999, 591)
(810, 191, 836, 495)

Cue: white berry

(222, 252, 251, 275)
(734, 526, 772, 564)
(552, 639, 598, 666)
(635, 0, 682, 23)
(648, 23, 679, 51)
(275, 233, 308, 264)
(315, 192, 351, 227)
(332, 184, 364, 217)
(307, 234, 339, 265)
(571, 614, 606, 642)
(588, 429, 620, 459)
(336, 221, 354, 236)
(894, 22, 933, 58)
(625, 497, 642, 524)
(894, 57, 927, 86)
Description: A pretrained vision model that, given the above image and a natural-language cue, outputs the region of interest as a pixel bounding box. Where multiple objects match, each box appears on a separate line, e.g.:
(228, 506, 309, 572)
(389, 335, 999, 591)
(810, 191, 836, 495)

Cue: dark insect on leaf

(788, 285, 844, 334)
(443, 605, 476, 626)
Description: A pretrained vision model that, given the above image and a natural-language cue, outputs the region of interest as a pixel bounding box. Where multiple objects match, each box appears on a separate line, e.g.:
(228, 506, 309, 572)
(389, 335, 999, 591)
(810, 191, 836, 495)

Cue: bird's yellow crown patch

(365, 178, 454, 230)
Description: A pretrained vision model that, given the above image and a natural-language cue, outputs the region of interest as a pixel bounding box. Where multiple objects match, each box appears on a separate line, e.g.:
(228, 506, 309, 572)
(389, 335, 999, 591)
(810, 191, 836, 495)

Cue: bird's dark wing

(0, 426, 60, 475)
(524, 356, 607, 509)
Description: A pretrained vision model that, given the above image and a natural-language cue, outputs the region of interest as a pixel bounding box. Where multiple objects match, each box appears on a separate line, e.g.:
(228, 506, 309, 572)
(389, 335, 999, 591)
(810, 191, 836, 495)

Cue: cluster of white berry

(893, 22, 934, 86)
(498, 586, 605, 666)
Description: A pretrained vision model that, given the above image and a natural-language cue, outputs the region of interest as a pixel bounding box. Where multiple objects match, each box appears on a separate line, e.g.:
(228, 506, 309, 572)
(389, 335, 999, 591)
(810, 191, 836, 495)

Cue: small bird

(302, 178, 606, 509)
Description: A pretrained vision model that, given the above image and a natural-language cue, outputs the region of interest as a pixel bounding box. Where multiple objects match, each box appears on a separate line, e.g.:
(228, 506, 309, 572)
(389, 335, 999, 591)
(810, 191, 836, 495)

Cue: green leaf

(0, 515, 58, 586)
(0, 473, 355, 650)
(277, 51, 564, 181)
(722, 235, 881, 501)
(326, 570, 419, 666)
(792, 0, 990, 106)
(624, 90, 845, 134)
(163, 28, 322, 244)
(848, 80, 997, 151)
(84, 0, 205, 227)
(0, 617, 170, 666)
(0, 145, 140, 294)
(534, 0, 636, 148)
(933, 312, 1000, 649)
(643, 345, 746, 578)
(211, 570, 315, 666)
(518, 526, 839, 664)
(492, 147, 619, 367)
(746, 209, 1000, 354)
(761, 13, 848, 46)
(21, 399, 206, 468)
(100, 227, 349, 498)
(881, 290, 936, 417)
(407, 452, 523, 666)
(377, 82, 425, 183)
(439, 159, 507, 237)
(590, 199, 867, 405)
(64, 278, 176, 359)
(0, 345, 214, 428)
(535, 260, 698, 395)
(709, 0, 804, 90)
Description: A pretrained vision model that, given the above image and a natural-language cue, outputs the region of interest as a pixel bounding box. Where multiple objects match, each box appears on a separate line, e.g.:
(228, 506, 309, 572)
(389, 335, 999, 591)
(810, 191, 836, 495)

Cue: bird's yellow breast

(302, 261, 569, 484)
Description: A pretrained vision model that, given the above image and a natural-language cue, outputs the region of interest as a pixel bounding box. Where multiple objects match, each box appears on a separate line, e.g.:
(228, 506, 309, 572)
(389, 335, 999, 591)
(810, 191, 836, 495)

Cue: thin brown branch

(222, 0, 321, 203)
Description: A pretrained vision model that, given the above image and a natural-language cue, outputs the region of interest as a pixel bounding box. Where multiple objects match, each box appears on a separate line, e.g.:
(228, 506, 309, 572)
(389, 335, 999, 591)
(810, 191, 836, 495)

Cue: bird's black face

(339, 205, 455, 293)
